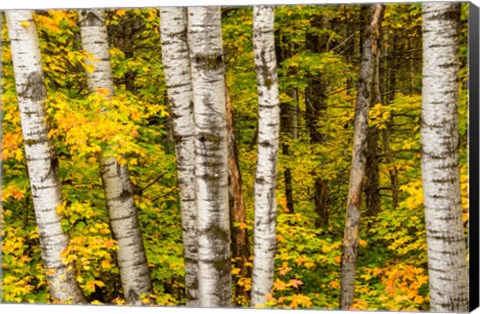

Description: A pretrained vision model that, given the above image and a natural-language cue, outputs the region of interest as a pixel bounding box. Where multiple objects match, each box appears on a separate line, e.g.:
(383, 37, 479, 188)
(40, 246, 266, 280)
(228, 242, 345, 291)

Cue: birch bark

(160, 7, 199, 307)
(187, 7, 232, 307)
(421, 3, 468, 312)
(6, 10, 85, 303)
(250, 6, 281, 307)
(78, 9, 152, 304)
(340, 4, 384, 309)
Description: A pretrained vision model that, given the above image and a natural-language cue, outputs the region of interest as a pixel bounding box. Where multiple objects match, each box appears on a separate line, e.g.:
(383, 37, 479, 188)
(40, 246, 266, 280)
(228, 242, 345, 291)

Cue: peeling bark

(78, 9, 152, 305)
(421, 3, 468, 312)
(160, 7, 199, 307)
(251, 6, 281, 307)
(6, 10, 86, 304)
(187, 7, 232, 307)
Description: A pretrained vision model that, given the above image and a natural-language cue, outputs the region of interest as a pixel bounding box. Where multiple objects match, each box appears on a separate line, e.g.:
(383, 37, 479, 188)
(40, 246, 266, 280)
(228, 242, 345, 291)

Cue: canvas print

(0, 2, 478, 312)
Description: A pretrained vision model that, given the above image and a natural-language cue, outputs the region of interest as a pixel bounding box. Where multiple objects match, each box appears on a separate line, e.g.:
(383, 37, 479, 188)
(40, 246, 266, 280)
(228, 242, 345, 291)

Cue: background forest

(1, 3, 469, 311)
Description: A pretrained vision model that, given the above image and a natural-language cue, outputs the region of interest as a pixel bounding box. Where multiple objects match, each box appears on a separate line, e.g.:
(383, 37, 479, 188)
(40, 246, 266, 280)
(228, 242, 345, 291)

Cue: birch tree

(340, 4, 384, 309)
(421, 3, 468, 312)
(187, 7, 232, 307)
(78, 9, 152, 304)
(6, 10, 85, 303)
(160, 7, 199, 307)
(250, 6, 281, 307)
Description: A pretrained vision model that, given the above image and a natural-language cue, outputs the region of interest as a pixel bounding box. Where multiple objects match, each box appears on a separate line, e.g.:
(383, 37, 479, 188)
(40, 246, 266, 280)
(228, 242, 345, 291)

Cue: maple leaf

(290, 279, 303, 288)
(273, 279, 288, 291)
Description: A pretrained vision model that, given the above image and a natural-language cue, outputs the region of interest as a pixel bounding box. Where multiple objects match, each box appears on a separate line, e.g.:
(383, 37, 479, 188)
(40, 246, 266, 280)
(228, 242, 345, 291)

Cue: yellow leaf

(56, 204, 65, 215)
(290, 294, 312, 308)
(20, 21, 30, 28)
(95, 280, 105, 288)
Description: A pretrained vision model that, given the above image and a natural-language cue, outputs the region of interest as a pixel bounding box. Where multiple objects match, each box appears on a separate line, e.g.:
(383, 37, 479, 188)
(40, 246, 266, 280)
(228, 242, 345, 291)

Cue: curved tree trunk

(187, 7, 232, 307)
(340, 4, 384, 309)
(421, 3, 468, 312)
(6, 10, 85, 304)
(160, 7, 199, 307)
(250, 6, 281, 307)
(78, 9, 152, 305)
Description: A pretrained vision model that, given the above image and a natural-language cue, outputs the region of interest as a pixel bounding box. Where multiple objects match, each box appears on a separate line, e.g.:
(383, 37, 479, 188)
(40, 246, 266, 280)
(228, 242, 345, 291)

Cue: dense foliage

(1, 4, 469, 310)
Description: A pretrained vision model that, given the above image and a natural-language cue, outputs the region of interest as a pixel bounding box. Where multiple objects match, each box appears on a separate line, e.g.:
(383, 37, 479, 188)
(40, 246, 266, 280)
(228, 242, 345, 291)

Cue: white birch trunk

(421, 3, 468, 312)
(160, 7, 199, 307)
(187, 7, 232, 307)
(6, 10, 85, 303)
(250, 6, 281, 307)
(78, 9, 152, 304)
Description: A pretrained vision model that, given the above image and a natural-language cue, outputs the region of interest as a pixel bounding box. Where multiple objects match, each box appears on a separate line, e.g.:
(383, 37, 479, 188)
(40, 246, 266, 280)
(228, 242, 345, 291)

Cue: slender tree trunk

(276, 31, 296, 215)
(160, 7, 199, 307)
(381, 127, 399, 208)
(225, 84, 251, 305)
(365, 34, 382, 218)
(250, 6, 281, 307)
(306, 84, 330, 227)
(187, 7, 232, 307)
(382, 31, 400, 208)
(280, 92, 297, 213)
(365, 126, 380, 217)
(421, 3, 468, 312)
(6, 10, 85, 304)
(305, 15, 330, 228)
(78, 9, 152, 304)
(340, 4, 384, 309)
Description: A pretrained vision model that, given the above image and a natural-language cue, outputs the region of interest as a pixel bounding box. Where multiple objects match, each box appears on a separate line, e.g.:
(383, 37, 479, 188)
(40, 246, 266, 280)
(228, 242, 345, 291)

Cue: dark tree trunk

(305, 14, 330, 228)
(382, 31, 400, 209)
(365, 27, 382, 218)
(225, 84, 251, 305)
(280, 90, 297, 213)
(365, 126, 381, 217)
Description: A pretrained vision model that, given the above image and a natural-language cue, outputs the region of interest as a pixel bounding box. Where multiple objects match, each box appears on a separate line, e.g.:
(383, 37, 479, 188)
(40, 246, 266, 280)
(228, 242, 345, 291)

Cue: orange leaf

(97, 87, 111, 96)
(329, 280, 340, 288)
(290, 279, 303, 289)
(273, 279, 288, 291)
